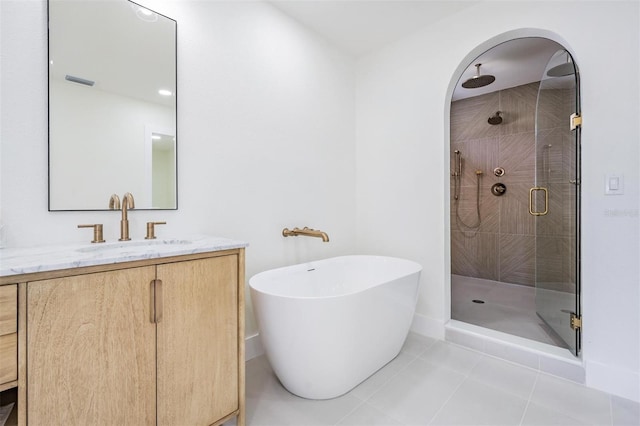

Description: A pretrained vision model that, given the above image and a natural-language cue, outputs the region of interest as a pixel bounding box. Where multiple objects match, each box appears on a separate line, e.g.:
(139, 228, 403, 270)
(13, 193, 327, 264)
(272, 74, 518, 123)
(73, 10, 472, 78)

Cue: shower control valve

(491, 183, 507, 196)
(493, 167, 505, 177)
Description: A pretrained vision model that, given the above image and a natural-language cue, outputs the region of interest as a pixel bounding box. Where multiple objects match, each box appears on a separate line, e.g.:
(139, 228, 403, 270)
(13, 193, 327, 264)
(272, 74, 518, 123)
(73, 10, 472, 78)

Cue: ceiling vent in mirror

(65, 75, 95, 87)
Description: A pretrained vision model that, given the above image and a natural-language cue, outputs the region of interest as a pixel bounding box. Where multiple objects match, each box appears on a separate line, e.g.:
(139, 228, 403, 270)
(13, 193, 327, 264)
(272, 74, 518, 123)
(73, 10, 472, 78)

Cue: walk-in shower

(450, 37, 581, 355)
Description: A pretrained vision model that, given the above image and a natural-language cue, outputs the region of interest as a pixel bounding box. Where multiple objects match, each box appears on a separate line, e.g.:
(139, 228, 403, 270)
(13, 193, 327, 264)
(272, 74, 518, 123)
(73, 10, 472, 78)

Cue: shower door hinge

(570, 113, 582, 131)
(570, 313, 582, 331)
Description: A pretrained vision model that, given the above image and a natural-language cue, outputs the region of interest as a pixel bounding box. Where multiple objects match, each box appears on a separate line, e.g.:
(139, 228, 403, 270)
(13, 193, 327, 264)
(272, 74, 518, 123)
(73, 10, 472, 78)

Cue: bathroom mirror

(48, 0, 177, 210)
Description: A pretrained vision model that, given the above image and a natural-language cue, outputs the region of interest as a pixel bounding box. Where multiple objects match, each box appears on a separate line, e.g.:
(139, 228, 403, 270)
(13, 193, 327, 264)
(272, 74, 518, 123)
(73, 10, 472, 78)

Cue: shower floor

(451, 274, 569, 349)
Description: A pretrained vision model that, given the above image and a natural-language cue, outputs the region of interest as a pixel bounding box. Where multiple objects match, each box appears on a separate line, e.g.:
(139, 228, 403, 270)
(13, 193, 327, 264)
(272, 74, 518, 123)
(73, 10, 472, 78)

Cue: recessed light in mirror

(158, 89, 173, 96)
(132, 5, 158, 22)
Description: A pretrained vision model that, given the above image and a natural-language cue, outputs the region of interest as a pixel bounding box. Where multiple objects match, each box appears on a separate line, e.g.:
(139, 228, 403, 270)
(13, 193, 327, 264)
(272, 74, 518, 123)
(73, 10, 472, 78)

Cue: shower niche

(449, 37, 581, 355)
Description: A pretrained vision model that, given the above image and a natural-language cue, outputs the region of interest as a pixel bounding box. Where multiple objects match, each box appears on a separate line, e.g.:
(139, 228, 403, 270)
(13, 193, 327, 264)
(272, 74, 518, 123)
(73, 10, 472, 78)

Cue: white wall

(355, 1, 639, 401)
(0, 0, 356, 334)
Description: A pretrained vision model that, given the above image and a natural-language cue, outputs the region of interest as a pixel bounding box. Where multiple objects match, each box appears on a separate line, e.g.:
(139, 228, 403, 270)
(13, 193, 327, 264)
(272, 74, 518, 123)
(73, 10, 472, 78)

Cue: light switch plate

(605, 174, 624, 195)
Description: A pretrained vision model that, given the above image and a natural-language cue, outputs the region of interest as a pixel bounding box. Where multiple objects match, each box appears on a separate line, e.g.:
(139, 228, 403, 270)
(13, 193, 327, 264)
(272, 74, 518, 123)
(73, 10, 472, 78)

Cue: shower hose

(455, 171, 482, 233)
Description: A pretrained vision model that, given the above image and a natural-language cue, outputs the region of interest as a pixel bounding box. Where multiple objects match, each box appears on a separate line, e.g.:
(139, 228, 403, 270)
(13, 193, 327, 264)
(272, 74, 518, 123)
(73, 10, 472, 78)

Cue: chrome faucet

(119, 192, 135, 241)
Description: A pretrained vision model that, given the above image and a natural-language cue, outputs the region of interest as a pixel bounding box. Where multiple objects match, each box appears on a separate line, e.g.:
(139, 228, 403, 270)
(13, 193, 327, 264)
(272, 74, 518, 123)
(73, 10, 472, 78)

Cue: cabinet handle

(154, 279, 163, 323)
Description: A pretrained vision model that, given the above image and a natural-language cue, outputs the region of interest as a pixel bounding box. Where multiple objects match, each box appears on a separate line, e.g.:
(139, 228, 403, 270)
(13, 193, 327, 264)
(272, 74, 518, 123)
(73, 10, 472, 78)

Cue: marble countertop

(0, 235, 248, 277)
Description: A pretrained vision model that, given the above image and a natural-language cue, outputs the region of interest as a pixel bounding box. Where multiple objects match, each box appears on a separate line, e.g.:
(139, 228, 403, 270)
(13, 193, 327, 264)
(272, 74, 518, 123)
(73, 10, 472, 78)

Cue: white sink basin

(77, 239, 192, 253)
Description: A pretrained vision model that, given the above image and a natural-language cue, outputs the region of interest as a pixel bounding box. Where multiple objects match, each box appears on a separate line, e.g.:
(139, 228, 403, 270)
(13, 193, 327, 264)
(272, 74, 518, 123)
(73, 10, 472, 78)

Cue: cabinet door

(27, 267, 157, 426)
(157, 255, 239, 426)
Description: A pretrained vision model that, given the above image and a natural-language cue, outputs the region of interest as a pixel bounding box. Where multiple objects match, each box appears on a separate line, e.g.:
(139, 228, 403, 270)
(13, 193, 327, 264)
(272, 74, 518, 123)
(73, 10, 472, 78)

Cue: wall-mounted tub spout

(283, 227, 329, 242)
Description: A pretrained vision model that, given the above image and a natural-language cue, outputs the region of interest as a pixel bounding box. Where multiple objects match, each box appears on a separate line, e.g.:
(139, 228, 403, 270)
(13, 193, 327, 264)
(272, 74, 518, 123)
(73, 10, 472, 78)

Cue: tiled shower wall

(450, 82, 575, 288)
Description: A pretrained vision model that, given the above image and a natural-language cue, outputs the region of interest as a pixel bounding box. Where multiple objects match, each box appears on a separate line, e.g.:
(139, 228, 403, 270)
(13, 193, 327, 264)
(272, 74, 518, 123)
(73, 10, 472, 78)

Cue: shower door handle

(529, 187, 548, 216)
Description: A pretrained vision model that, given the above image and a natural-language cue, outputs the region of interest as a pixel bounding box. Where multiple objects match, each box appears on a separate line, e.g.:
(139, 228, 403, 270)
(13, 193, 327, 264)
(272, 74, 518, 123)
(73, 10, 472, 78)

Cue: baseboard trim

(586, 359, 640, 402)
(245, 332, 265, 361)
(410, 313, 445, 340)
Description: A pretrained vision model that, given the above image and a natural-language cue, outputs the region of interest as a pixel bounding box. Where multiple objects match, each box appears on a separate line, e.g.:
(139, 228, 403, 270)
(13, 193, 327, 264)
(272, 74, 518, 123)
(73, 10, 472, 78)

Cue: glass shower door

(532, 50, 581, 355)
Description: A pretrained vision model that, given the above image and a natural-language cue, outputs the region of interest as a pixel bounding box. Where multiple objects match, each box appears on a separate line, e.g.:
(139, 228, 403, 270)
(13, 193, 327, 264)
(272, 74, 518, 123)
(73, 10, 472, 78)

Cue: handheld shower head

(488, 111, 502, 125)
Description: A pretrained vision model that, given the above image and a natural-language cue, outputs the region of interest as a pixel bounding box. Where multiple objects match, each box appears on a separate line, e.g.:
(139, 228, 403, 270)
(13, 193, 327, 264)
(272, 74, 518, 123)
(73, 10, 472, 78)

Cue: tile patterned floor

(231, 333, 640, 426)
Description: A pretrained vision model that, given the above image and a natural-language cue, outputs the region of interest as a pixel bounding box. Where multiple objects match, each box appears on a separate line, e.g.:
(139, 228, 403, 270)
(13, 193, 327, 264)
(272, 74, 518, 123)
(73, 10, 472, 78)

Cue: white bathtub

(249, 255, 422, 399)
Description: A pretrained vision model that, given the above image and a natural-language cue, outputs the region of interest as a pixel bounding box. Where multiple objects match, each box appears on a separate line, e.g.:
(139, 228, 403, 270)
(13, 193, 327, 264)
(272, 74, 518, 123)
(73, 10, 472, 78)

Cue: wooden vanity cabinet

(0, 284, 18, 388)
(0, 283, 19, 426)
(23, 250, 244, 426)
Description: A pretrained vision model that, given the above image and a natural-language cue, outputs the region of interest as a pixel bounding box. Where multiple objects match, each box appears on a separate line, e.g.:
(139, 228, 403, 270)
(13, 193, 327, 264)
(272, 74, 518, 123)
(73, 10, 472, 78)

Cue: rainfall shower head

(547, 62, 575, 77)
(547, 53, 575, 77)
(462, 63, 495, 89)
(488, 111, 502, 125)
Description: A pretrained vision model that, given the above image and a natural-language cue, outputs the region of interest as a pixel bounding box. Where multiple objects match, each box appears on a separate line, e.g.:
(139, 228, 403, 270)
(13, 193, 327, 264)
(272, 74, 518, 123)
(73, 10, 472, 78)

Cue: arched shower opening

(447, 34, 581, 356)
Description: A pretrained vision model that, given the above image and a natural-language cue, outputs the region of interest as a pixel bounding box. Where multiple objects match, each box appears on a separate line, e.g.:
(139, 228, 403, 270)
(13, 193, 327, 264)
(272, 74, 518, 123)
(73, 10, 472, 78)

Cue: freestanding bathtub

(249, 255, 422, 399)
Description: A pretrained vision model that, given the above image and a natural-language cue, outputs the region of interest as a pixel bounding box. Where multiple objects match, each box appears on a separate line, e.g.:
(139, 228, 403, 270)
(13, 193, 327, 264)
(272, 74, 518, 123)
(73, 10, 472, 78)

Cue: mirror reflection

(48, 0, 177, 210)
